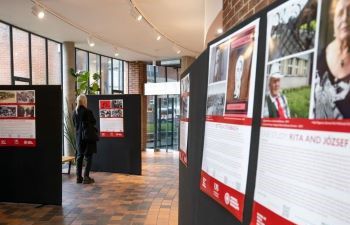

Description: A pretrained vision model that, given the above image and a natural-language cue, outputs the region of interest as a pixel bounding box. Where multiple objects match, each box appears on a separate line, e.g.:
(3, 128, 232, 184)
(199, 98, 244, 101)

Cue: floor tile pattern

(0, 151, 179, 225)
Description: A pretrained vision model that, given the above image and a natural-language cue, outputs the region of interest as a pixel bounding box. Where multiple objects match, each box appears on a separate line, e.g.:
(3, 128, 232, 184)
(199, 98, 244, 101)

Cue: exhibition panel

(0, 85, 62, 205)
(89, 94, 141, 175)
(179, 73, 190, 166)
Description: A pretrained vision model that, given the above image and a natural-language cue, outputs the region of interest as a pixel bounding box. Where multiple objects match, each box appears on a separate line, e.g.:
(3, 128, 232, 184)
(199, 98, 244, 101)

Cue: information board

(99, 99, 124, 138)
(0, 90, 36, 147)
(179, 73, 190, 166)
(200, 19, 260, 221)
(251, 1, 350, 224)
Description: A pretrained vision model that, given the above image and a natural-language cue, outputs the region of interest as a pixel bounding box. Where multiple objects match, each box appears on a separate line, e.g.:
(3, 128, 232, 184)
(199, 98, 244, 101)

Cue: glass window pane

(48, 41, 61, 85)
(147, 65, 155, 82)
(167, 67, 178, 82)
(89, 53, 100, 86)
(113, 59, 122, 91)
(101, 56, 112, 94)
(13, 28, 29, 78)
(123, 61, 128, 93)
(31, 35, 46, 84)
(15, 80, 29, 85)
(147, 95, 155, 149)
(76, 49, 87, 72)
(0, 23, 11, 85)
(155, 66, 166, 83)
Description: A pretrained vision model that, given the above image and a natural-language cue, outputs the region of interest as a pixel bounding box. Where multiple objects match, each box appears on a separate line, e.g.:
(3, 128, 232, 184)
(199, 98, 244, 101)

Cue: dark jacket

(73, 105, 97, 154)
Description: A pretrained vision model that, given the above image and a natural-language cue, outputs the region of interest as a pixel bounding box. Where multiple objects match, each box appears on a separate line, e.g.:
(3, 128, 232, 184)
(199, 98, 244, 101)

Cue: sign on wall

(0, 90, 36, 147)
(251, 0, 350, 224)
(179, 73, 190, 166)
(200, 19, 260, 221)
(99, 99, 124, 138)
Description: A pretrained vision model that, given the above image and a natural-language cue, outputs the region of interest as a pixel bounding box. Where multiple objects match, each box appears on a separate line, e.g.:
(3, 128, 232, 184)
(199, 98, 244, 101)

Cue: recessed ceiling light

(217, 28, 223, 34)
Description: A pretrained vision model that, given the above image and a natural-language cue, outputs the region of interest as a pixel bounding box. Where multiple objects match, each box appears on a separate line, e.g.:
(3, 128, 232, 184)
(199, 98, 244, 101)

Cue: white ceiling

(0, 0, 205, 61)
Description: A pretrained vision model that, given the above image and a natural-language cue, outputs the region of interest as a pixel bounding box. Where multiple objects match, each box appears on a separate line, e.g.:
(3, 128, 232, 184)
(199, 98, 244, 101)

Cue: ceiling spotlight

(87, 36, 95, 47)
(114, 47, 119, 57)
(32, 5, 45, 19)
(177, 50, 181, 54)
(217, 28, 223, 34)
(156, 34, 162, 41)
(137, 14, 143, 21)
(130, 7, 142, 22)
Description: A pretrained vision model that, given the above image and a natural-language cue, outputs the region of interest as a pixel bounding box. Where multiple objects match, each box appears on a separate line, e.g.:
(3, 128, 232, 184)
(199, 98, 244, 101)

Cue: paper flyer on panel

(200, 19, 260, 221)
(99, 99, 124, 138)
(0, 90, 36, 147)
(179, 73, 190, 166)
(251, 1, 350, 225)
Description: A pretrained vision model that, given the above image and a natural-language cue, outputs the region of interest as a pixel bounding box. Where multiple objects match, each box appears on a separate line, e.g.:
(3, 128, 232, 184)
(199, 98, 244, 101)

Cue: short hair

(75, 94, 87, 112)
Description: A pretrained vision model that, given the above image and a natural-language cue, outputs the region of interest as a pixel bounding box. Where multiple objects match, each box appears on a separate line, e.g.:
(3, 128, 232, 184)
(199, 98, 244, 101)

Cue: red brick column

(128, 61, 147, 151)
(223, 0, 277, 32)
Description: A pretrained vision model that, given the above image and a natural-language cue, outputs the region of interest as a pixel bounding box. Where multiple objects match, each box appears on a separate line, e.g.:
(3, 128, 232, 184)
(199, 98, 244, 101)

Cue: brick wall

(223, 0, 276, 31)
(129, 61, 147, 151)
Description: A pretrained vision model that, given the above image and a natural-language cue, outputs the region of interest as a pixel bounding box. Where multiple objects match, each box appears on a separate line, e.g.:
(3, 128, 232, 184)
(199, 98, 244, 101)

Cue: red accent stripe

(0, 103, 35, 105)
(250, 202, 296, 225)
(206, 116, 252, 125)
(179, 150, 188, 166)
(100, 132, 124, 138)
(0, 138, 36, 147)
(200, 171, 245, 222)
(0, 117, 35, 120)
(262, 118, 350, 133)
(180, 118, 189, 122)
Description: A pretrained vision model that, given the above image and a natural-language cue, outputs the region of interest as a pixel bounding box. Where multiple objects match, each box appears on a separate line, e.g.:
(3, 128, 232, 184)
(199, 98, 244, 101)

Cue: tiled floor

(0, 151, 179, 225)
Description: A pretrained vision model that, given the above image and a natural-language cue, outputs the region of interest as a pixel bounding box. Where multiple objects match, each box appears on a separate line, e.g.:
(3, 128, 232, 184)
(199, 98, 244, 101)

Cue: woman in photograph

(314, 0, 350, 119)
(73, 94, 98, 184)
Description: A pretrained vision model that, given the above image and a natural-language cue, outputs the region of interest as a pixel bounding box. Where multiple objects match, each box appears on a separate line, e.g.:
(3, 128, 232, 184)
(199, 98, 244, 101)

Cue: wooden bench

(62, 156, 75, 175)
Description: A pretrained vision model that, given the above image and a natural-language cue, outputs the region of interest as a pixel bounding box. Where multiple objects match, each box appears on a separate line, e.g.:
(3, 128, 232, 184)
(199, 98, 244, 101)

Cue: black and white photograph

(206, 93, 225, 116)
(100, 109, 111, 118)
(208, 43, 229, 84)
(267, 0, 318, 62)
(17, 105, 35, 118)
(0, 106, 17, 117)
(112, 99, 123, 109)
(111, 109, 123, 118)
(17, 90, 35, 103)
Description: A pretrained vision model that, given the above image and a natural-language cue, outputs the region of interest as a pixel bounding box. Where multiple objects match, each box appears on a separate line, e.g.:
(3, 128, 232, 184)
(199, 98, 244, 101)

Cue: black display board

(0, 85, 62, 205)
(88, 94, 141, 175)
(178, 1, 285, 224)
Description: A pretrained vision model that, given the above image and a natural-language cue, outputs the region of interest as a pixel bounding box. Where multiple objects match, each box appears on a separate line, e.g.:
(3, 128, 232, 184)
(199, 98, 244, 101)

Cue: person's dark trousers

(76, 150, 85, 179)
(83, 154, 93, 177)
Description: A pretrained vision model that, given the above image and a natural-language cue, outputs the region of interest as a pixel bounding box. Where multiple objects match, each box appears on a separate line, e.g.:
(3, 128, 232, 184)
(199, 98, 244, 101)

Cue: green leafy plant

(70, 68, 101, 95)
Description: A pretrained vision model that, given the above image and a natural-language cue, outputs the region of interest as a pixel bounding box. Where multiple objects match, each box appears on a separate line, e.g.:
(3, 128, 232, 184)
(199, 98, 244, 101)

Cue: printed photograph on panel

(263, 54, 313, 118)
(312, 0, 350, 119)
(112, 99, 123, 109)
(208, 43, 229, 84)
(17, 105, 35, 117)
(0, 106, 17, 117)
(111, 109, 123, 118)
(100, 109, 111, 118)
(180, 74, 190, 118)
(267, 0, 318, 61)
(17, 91, 35, 103)
(206, 93, 225, 116)
(0, 91, 16, 103)
(225, 27, 255, 116)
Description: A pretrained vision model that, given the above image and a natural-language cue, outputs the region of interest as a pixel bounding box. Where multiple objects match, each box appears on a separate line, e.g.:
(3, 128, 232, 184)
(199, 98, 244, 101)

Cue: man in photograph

(263, 63, 291, 118)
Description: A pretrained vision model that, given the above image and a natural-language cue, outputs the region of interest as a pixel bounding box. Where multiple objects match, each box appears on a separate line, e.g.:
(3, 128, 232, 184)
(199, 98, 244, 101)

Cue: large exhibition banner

(99, 99, 124, 138)
(200, 19, 260, 221)
(179, 73, 190, 166)
(251, 1, 350, 225)
(0, 90, 36, 147)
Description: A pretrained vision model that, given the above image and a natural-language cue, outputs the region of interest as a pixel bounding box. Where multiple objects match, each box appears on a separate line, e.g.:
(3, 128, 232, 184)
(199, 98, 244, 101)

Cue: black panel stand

(88, 94, 142, 175)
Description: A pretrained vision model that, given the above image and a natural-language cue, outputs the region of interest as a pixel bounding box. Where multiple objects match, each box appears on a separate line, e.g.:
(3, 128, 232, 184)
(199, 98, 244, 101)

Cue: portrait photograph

(206, 93, 225, 116)
(208, 42, 229, 84)
(312, 0, 350, 119)
(225, 29, 255, 116)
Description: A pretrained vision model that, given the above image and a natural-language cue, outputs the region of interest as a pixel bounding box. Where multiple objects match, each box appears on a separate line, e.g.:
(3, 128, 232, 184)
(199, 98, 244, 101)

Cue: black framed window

(0, 20, 62, 86)
(75, 48, 125, 94)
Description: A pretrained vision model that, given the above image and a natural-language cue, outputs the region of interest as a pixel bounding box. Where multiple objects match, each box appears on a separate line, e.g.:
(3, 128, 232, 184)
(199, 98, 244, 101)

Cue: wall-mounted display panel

(251, 0, 350, 224)
(200, 19, 260, 221)
(179, 73, 190, 166)
(0, 90, 36, 147)
(99, 99, 124, 138)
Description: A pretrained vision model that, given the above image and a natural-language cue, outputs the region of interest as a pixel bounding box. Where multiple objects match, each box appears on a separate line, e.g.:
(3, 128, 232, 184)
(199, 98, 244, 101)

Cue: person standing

(73, 94, 97, 184)
(263, 63, 291, 118)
